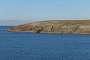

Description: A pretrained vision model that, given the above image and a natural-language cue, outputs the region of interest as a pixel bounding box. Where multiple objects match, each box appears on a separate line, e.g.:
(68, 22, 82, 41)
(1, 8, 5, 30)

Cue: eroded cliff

(8, 20, 90, 34)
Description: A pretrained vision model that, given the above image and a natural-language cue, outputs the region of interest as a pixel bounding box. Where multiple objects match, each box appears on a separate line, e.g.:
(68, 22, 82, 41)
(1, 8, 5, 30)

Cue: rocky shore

(8, 20, 90, 34)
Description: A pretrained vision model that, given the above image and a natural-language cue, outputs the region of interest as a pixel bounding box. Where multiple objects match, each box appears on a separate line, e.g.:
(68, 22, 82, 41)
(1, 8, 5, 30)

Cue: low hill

(8, 20, 90, 34)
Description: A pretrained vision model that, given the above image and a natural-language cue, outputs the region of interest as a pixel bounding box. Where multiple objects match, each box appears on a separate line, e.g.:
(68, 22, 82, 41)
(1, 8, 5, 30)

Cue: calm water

(0, 26, 90, 60)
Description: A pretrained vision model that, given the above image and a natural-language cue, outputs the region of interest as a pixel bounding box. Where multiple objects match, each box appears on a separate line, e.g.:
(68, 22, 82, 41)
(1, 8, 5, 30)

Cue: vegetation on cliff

(8, 20, 90, 34)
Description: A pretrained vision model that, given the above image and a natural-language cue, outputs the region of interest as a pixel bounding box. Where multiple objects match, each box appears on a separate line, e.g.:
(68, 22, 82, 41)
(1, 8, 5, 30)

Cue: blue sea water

(0, 26, 90, 60)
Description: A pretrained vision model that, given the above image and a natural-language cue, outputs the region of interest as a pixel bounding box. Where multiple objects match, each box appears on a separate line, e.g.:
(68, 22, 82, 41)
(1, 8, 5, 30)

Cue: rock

(8, 20, 90, 34)
(32, 25, 43, 33)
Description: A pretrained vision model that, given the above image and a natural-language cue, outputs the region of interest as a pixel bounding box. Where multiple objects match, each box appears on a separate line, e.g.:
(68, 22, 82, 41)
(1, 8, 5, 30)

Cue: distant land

(7, 20, 90, 34)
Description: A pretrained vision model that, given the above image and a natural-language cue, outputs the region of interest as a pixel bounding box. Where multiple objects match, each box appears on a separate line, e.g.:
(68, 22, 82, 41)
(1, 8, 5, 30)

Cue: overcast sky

(0, 0, 90, 25)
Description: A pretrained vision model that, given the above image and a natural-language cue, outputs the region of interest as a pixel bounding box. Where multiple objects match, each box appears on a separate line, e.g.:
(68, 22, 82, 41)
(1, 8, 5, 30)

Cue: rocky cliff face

(8, 20, 90, 34)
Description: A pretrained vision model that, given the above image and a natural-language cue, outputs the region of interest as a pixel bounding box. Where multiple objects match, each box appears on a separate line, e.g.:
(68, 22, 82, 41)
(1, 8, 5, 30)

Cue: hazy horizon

(1, 0, 90, 25)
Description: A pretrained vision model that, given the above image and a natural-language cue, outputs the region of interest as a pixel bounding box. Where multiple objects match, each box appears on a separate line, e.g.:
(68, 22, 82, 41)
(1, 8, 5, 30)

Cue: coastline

(7, 31, 90, 35)
(7, 20, 90, 34)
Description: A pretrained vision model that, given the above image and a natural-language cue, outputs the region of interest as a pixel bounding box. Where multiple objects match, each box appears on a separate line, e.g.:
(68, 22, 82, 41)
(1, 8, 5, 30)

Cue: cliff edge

(8, 20, 90, 34)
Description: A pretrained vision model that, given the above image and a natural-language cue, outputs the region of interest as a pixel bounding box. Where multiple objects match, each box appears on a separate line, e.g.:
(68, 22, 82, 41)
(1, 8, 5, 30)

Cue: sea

(0, 26, 90, 60)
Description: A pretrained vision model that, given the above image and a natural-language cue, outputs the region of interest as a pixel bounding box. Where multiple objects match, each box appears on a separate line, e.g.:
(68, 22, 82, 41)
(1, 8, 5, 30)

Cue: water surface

(0, 26, 90, 60)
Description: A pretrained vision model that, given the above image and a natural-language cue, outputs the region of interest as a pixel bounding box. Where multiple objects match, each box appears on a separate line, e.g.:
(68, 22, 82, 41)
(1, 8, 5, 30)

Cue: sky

(0, 0, 90, 25)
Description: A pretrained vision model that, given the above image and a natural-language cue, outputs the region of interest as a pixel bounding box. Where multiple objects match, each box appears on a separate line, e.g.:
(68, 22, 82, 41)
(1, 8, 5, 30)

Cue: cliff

(8, 20, 90, 34)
